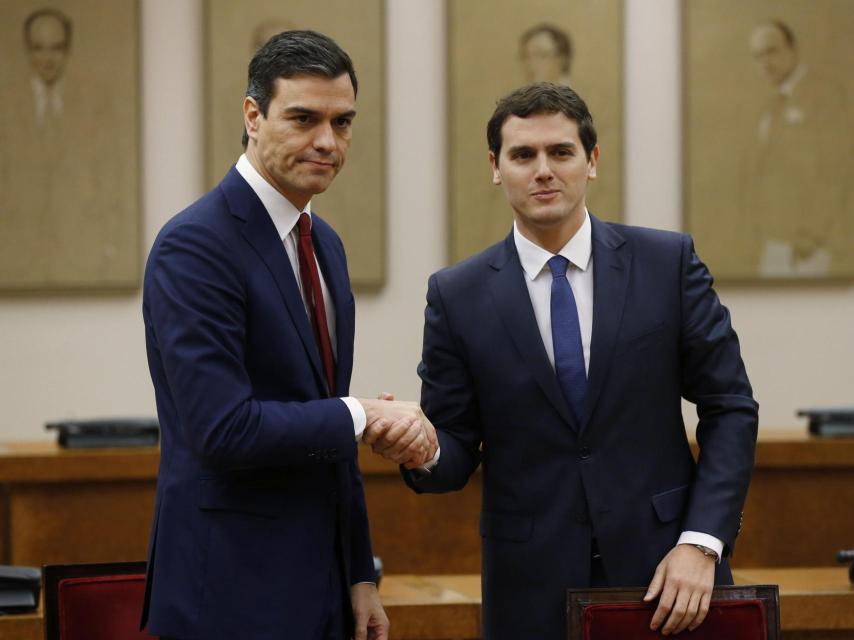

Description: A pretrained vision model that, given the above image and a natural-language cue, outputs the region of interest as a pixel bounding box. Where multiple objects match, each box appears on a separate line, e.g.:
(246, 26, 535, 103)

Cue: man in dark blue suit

(403, 84, 758, 639)
(141, 31, 435, 640)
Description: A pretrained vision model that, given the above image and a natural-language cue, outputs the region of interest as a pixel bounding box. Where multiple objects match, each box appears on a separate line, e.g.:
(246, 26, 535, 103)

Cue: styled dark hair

(768, 19, 797, 48)
(520, 24, 573, 73)
(242, 29, 357, 147)
(487, 83, 597, 161)
(23, 8, 73, 49)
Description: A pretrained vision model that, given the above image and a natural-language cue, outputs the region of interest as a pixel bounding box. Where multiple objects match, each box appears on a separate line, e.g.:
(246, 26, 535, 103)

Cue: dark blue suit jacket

(141, 167, 374, 639)
(406, 216, 758, 640)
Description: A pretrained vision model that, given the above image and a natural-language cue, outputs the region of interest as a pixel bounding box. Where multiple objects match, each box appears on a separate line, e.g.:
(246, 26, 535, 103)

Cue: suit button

(579, 446, 591, 460)
(574, 510, 590, 524)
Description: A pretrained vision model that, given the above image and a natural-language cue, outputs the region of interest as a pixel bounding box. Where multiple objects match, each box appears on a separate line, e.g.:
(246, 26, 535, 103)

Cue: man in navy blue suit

(403, 83, 758, 639)
(141, 31, 435, 640)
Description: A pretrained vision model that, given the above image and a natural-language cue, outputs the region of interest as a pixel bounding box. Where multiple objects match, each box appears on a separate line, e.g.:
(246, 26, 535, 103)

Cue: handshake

(358, 394, 438, 469)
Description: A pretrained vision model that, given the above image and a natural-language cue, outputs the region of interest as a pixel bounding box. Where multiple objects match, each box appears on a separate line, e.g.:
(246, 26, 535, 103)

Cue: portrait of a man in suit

(519, 23, 574, 86)
(0, 0, 139, 290)
(24, 7, 72, 124)
(743, 19, 852, 278)
(404, 83, 757, 639)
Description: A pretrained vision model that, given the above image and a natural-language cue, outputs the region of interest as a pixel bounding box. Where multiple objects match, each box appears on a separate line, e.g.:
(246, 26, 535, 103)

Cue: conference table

(0, 430, 851, 572)
(378, 569, 854, 639)
(2, 568, 851, 639)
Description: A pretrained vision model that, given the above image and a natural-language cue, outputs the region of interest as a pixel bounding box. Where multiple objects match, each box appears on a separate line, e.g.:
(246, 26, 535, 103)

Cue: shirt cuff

(421, 445, 441, 470)
(678, 531, 724, 563)
(341, 397, 367, 441)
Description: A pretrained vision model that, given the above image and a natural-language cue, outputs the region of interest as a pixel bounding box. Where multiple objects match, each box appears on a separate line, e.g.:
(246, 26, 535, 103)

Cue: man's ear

(489, 151, 501, 185)
(243, 96, 262, 144)
(587, 144, 600, 181)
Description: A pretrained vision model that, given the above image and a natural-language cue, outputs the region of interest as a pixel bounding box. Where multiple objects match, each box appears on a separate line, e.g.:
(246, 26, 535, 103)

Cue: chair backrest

(567, 584, 780, 640)
(43, 561, 153, 640)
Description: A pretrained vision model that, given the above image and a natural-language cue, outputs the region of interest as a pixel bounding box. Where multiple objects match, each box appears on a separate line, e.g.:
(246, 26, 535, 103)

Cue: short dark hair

(23, 8, 73, 49)
(242, 29, 357, 147)
(520, 24, 573, 73)
(487, 83, 597, 161)
(768, 19, 797, 48)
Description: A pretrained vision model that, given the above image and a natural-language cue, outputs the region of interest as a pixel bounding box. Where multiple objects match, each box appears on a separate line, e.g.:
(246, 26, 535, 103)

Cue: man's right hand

(358, 396, 438, 468)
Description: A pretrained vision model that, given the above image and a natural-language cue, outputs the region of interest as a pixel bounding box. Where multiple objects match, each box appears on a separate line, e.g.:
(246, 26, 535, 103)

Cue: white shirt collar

(514, 210, 592, 281)
(31, 76, 63, 122)
(779, 63, 807, 97)
(235, 153, 311, 241)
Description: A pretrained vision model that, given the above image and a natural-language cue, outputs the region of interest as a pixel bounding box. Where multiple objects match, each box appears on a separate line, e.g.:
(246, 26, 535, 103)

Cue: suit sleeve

(678, 234, 758, 555)
(403, 273, 483, 493)
(347, 456, 377, 584)
(144, 221, 357, 470)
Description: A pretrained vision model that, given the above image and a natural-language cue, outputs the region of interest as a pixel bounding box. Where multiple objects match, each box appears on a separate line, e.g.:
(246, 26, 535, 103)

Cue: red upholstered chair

(43, 561, 155, 640)
(567, 585, 779, 639)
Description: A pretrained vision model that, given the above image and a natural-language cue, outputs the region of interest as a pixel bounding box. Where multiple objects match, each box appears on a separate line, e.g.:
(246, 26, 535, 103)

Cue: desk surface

(2, 428, 851, 481)
(0, 570, 850, 640)
(381, 569, 854, 634)
(733, 567, 854, 631)
(0, 441, 159, 482)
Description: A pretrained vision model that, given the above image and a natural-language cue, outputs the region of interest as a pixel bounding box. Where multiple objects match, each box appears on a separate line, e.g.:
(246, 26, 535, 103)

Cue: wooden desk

(0, 570, 850, 640)
(1, 431, 852, 573)
(0, 441, 157, 565)
(380, 575, 481, 640)
(0, 611, 40, 640)
(734, 567, 854, 639)
(379, 570, 854, 640)
(733, 430, 854, 568)
(364, 429, 854, 573)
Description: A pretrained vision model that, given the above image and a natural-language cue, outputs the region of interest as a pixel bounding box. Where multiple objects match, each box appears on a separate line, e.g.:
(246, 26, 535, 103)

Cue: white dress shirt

(235, 154, 367, 439)
(31, 76, 64, 124)
(513, 211, 723, 561)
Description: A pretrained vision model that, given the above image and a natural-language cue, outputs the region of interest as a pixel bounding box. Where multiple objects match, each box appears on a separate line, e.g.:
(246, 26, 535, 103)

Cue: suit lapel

(580, 216, 631, 433)
(218, 167, 327, 393)
(313, 222, 353, 397)
(488, 234, 577, 430)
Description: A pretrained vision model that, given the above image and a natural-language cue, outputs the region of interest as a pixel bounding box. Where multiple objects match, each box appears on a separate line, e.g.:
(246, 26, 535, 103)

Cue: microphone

(837, 549, 854, 583)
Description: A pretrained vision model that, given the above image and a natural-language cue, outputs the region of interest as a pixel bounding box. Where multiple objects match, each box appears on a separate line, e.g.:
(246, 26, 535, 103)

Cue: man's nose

(313, 122, 336, 152)
(534, 154, 553, 181)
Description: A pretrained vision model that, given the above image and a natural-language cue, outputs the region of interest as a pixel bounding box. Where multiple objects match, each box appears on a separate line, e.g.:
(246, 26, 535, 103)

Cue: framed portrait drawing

(0, 0, 141, 291)
(447, 0, 623, 265)
(684, 0, 853, 282)
(205, 0, 385, 287)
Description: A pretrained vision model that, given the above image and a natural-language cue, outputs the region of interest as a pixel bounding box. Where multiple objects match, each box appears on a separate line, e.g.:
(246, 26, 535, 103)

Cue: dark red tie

(296, 213, 336, 394)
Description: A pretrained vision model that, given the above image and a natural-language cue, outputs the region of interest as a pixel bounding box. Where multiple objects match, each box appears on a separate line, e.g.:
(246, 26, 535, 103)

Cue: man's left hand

(644, 544, 716, 635)
(351, 582, 389, 640)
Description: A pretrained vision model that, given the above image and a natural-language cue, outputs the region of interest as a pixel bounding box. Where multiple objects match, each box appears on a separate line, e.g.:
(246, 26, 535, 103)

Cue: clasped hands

(358, 393, 437, 469)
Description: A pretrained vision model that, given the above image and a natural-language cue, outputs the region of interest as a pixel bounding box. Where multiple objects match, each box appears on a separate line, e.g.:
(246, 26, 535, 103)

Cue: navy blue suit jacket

(406, 216, 758, 640)
(141, 167, 374, 639)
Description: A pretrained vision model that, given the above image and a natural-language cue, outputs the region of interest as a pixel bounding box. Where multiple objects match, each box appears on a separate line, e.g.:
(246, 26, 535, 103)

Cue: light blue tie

(548, 255, 587, 423)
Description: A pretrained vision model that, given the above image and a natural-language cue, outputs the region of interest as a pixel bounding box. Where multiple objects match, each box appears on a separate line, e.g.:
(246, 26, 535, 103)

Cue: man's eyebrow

(282, 106, 357, 119)
(506, 144, 535, 155)
(506, 141, 577, 154)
